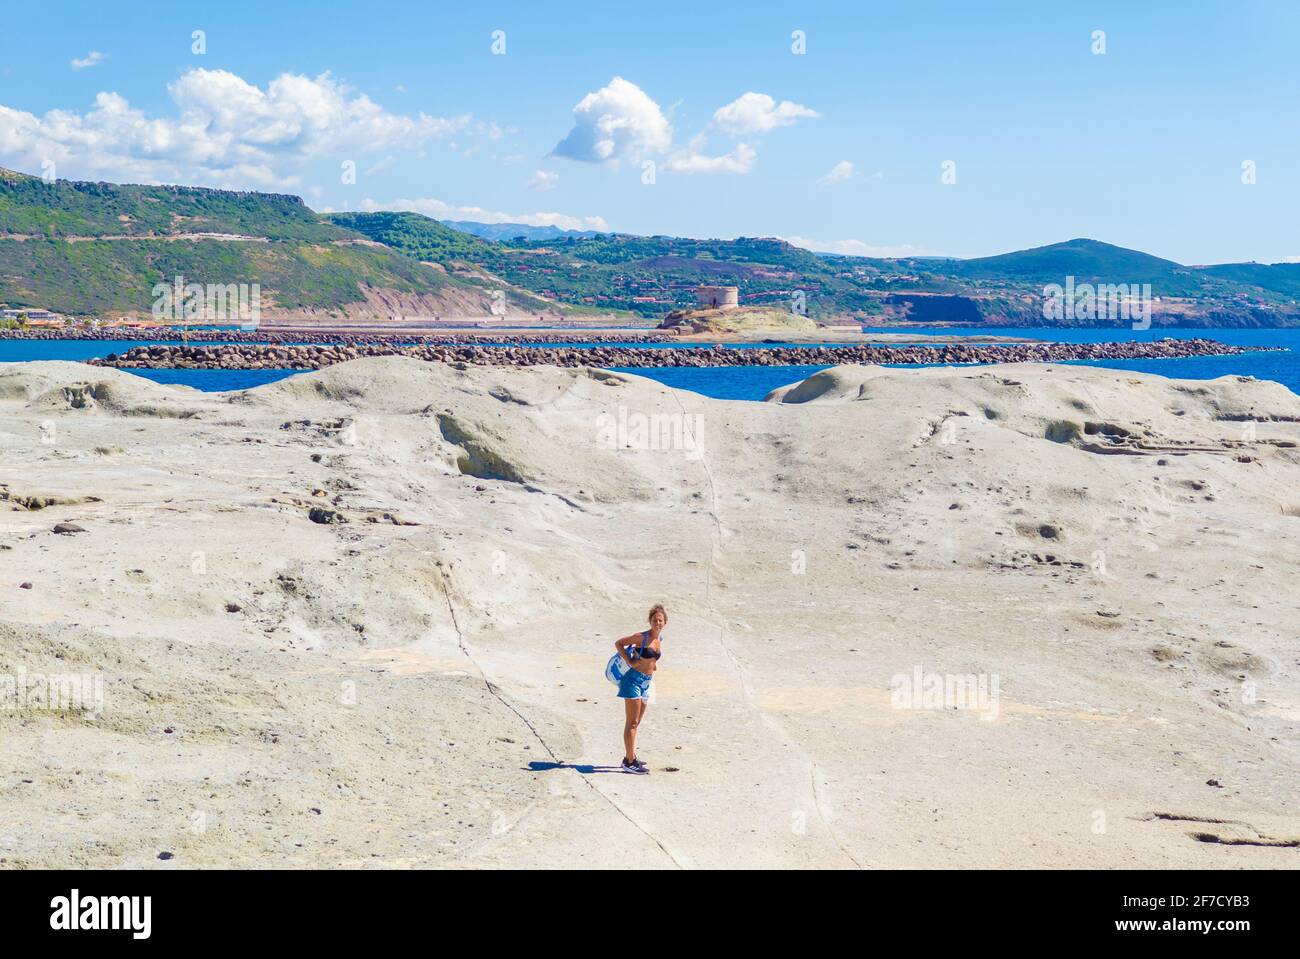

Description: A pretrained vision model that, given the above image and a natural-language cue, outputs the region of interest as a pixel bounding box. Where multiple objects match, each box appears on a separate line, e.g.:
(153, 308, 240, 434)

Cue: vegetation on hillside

(325, 211, 497, 263)
(0, 237, 455, 315)
(330, 211, 889, 318)
(1200, 262, 1300, 299)
(0, 172, 560, 317)
(0, 167, 348, 241)
(442, 220, 605, 242)
(3, 168, 1299, 326)
(335, 213, 1300, 325)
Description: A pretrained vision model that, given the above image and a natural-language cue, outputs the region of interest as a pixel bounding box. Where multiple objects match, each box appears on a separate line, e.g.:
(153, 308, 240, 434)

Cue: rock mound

(0, 361, 205, 416)
(658, 305, 818, 336)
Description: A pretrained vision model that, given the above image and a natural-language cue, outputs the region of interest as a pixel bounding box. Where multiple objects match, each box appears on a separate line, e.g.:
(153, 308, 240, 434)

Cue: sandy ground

(0, 357, 1297, 869)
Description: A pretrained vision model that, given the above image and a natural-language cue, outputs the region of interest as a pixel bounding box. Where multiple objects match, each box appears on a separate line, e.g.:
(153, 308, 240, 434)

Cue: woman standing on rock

(614, 604, 666, 773)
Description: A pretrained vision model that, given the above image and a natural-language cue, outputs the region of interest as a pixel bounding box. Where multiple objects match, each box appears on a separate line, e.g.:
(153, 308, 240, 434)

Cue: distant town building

(2, 308, 62, 323)
(695, 285, 739, 310)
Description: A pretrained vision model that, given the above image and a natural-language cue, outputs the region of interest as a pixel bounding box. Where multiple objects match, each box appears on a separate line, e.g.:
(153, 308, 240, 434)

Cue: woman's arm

(614, 633, 640, 666)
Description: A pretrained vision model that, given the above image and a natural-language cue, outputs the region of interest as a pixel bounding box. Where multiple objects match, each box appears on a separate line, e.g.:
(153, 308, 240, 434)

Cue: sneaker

(631, 757, 649, 772)
(621, 757, 647, 774)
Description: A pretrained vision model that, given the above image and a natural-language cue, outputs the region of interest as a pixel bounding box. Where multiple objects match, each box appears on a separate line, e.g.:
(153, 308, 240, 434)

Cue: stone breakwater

(87, 337, 1262, 372)
(0, 327, 671, 345)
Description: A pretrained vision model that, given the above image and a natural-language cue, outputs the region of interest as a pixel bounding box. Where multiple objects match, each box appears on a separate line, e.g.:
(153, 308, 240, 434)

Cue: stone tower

(695, 285, 739, 310)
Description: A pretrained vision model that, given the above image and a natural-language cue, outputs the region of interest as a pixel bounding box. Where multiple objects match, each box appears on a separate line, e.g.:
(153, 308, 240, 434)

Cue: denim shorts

(617, 667, 653, 700)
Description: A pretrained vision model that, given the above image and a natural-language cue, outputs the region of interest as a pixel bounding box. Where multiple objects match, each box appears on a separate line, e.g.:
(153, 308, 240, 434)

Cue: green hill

(0, 236, 458, 316)
(943, 238, 1233, 300)
(3, 169, 1298, 327)
(334, 217, 1300, 325)
(330, 211, 871, 318)
(0, 167, 346, 241)
(0, 170, 568, 319)
(1199, 262, 1300, 299)
(949, 239, 1183, 282)
(443, 220, 606, 242)
(325, 210, 498, 263)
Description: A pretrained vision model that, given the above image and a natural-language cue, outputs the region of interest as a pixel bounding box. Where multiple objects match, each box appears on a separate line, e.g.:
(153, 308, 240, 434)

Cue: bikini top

(636, 630, 662, 661)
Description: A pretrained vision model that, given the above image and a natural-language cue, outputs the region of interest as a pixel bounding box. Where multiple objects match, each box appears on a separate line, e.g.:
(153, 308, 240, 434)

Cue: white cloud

(528, 170, 559, 191)
(712, 92, 818, 135)
(356, 196, 609, 233)
(71, 51, 105, 70)
(550, 80, 812, 177)
(0, 68, 470, 189)
(783, 236, 927, 258)
(551, 76, 672, 164)
(664, 142, 757, 175)
(819, 160, 855, 185)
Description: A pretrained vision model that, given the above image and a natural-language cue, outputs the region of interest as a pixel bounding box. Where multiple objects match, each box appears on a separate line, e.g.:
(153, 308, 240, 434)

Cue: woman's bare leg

(623, 697, 640, 763)
(634, 701, 649, 761)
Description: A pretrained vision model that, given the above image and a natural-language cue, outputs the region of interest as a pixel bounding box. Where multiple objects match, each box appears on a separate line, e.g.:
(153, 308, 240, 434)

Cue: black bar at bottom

(0, 868, 1289, 944)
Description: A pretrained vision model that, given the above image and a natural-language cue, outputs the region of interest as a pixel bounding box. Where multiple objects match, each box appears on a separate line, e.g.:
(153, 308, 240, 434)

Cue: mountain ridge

(0, 172, 578, 320)
(2, 169, 1298, 326)
(443, 220, 607, 242)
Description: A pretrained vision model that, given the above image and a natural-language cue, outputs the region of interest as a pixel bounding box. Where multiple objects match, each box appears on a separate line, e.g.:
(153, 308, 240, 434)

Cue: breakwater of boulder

(0, 327, 671, 345)
(86, 337, 1263, 372)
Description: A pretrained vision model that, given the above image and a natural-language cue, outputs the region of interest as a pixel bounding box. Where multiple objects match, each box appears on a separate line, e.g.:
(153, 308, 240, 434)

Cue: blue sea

(1, 327, 1296, 401)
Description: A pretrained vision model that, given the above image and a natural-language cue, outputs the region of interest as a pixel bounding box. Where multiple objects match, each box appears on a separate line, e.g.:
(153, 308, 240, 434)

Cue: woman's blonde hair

(647, 603, 668, 625)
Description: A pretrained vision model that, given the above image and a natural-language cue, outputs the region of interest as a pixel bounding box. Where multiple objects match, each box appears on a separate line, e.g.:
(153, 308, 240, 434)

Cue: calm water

(2, 327, 1296, 401)
(124, 367, 314, 391)
(862, 326, 1300, 401)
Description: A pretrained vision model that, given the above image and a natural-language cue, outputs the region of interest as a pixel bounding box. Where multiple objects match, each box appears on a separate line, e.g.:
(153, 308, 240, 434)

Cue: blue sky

(1, 0, 1297, 263)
